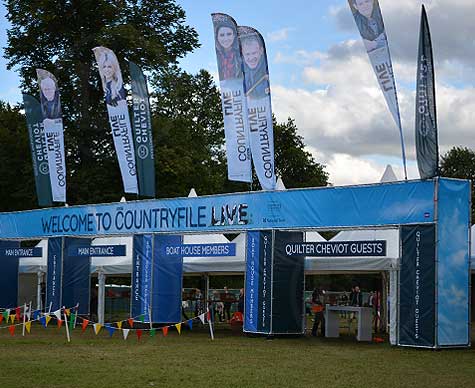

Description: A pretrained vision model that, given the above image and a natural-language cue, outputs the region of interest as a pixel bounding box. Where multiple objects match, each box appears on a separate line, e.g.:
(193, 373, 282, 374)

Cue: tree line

(0, 0, 328, 211)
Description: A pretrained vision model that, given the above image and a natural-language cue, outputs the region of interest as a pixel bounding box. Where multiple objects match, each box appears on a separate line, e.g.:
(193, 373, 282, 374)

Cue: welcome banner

(36, 69, 67, 202)
(93, 46, 138, 194)
(415, 5, 438, 180)
(23, 94, 53, 207)
(129, 61, 156, 197)
(348, 0, 407, 179)
(212, 13, 252, 183)
(238, 26, 276, 190)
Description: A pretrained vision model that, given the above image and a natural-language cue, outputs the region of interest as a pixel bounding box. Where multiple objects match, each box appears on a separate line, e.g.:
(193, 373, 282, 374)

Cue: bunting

(175, 323, 182, 335)
(162, 326, 169, 337)
(25, 321, 32, 334)
(93, 323, 102, 335)
(122, 329, 130, 340)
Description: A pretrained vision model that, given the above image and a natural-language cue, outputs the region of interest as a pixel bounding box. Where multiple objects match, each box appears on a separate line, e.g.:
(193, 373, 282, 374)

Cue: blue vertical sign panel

(131, 235, 153, 320)
(437, 179, 470, 346)
(152, 235, 183, 323)
(46, 237, 63, 311)
(244, 231, 272, 334)
(0, 241, 20, 308)
(399, 225, 436, 347)
(62, 238, 91, 315)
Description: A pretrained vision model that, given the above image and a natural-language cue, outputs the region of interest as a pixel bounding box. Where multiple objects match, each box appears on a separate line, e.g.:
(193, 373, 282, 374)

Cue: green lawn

(0, 323, 474, 388)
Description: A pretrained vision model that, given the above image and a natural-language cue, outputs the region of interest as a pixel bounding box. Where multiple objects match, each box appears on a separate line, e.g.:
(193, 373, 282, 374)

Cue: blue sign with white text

(68, 245, 126, 257)
(160, 243, 235, 257)
(0, 247, 42, 258)
(0, 180, 436, 239)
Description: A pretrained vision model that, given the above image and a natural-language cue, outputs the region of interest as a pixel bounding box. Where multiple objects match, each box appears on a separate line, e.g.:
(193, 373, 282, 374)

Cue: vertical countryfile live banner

(399, 225, 435, 348)
(23, 94, 53, 207)
(46, 237, 63, 312)
(36, 69, 67, 202)
(238, 26, 276, 190)
(0, 241, 20, 308)
(212, 13, 252, 183)
(152, 235, 183, 323)
(415, 6, 438, 180)
(129, 61, 156, 197)
(348, 0, 407, 179)
(131, 235, 153, 320)
(93, 47, 138, 194)
(244, 231, 272, 334)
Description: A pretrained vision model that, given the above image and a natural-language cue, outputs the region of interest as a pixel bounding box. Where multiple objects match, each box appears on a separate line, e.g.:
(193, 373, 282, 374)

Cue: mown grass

(0, 323, 473, 388)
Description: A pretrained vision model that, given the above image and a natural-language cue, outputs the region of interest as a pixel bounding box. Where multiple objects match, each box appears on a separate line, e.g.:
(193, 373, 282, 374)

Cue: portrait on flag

(95, 47, 127, 107)
(93, 46, 138, 194)
(240, 32, 270, 100)
(36, 69, 67, 203)
(349, 0, 387, 53)
(213, 14, 242, 81)
(37, 69, 62, 120)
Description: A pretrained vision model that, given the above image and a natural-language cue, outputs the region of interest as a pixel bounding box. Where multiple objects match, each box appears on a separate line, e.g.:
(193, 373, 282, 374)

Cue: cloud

(267, 27, 295, 43)
(333, 0, 475, 72)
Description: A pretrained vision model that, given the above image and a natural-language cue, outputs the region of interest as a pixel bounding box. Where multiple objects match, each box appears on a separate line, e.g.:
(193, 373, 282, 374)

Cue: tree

(274, 118, 328, 188)
(0, 102, 37, 211)
(440, 146, 475, 221)
(4, 0, 199, 204)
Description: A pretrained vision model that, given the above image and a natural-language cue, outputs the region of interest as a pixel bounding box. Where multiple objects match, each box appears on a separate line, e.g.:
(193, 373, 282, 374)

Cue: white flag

(93, 46, 138, 194)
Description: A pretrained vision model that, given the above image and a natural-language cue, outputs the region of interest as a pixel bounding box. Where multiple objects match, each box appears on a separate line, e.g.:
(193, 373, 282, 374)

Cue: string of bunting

(0, 303, 213, 342)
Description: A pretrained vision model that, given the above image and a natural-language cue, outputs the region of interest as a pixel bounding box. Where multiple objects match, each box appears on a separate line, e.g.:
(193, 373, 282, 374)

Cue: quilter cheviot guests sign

(284, 241, 387, 257)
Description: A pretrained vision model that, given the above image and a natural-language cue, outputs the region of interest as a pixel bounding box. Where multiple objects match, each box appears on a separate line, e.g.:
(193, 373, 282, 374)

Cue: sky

(1, 0, 474, 186)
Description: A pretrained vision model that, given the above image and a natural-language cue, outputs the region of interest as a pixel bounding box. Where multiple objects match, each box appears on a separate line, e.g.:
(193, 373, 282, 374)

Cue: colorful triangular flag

(15, 307, 21, 322)
(106, 326, 115, 337)
(199, 313, 205, 324)
(65, 308, 70, 317)
(136, 329, 143, 341)
(162, 326, 169, 337)
(0, 314, 3, 324)
(25, 321, 32, 334)
(187, 319, 193, 330)
(69, 313, 76, 331)
(8, 325, 15, 336)
(139, 314, 145, 323)
(45, 315, 52, 327)
(40, 316, 47, 328)
(57, 319, 63, 329)
(53, 309, 62, 321)
(9, 314, 16, 324)
(127, 318, 134, 328)
(175, 323, 182, 335)
(150, 328, 156, 338)
(116, 321, 123, 330)
(122, 329, 130, 340)
(93, 323, 102, 335)
(33, 310, 40, 320)
(81, 319, 89, 333)
(2, 309, 9, 321)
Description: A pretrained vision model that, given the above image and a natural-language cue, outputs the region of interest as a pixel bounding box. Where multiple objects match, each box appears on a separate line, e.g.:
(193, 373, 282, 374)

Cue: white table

(324, 305, 373, 342)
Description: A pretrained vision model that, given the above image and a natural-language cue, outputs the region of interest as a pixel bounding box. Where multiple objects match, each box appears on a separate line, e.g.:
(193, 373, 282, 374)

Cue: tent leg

(98, 271, 106, 325)
(36, 271, 44, 311)
(381, 271, 388, 334)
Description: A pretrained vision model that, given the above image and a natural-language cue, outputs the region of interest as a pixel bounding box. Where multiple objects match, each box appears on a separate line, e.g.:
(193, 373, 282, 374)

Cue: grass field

(0, 323, 474, 388)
